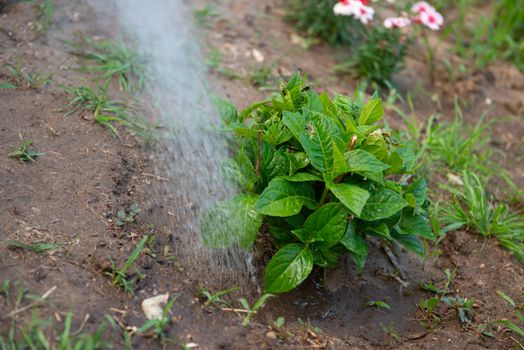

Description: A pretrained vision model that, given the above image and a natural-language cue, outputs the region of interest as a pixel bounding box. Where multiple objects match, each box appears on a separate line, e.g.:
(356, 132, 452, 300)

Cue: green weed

(250, 66, 274, 88)
(68, 38, 147, 94)
(62, 85, 153, 138)
(115, 204, 141, 227)
(198, 287, 239, 309)
(8, 139, 45, 163)
(194, 5, 218, 27)
(106, 236, 148, 295)
(137, 296, 177, 340)
(6, 61, 53, 89)
(33, 0, 54, 34)
(495, 291, 524, 342)
(3, 240, 61, 253)
(440, 171, 524, 263)
(238, 294, 274, 326)
(205, 48, 244, 80)
(334, 27, 406, 86)
(365, 300, 391, 311)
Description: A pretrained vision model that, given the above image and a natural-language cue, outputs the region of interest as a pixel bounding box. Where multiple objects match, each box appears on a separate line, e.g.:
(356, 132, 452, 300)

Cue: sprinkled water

(87, 0, 255, 287)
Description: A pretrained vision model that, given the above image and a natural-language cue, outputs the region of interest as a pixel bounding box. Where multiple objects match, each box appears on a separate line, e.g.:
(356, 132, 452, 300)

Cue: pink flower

(333, 0, 375, 25)
(383, 16, 411, 29)
(419, 9, 443, 30)
(411, 1, 443, 30)
(411, 1, 436, 14)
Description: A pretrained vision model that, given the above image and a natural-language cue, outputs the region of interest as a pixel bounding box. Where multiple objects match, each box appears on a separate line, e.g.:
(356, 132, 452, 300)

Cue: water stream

(87, 0, 255, 287)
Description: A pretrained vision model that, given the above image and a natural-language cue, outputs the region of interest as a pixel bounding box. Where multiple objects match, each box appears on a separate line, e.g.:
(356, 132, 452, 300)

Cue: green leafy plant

(440, 171, 524, 263)
(115, 204, 141, 227)
(62, 85, 153, 138)
(106, 236, 148, 295)
(335, 27, 407, 86)
(68, 38, 147, 94)
(202, 73, 433, 294)
(238, 294, 274, 326)
(8, 140, 45, 163)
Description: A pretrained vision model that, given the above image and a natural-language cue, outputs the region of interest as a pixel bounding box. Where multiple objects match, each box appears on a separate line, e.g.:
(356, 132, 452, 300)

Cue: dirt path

(1, 0, 523, 349)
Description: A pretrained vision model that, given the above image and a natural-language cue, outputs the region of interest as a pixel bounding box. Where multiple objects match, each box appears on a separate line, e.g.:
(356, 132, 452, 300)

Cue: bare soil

(1, 0, 523, 349)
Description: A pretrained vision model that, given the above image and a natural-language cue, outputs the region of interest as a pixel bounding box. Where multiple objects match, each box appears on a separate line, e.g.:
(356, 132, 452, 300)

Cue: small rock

(266, 331, 277, 340)
(252, 49, 264, 63)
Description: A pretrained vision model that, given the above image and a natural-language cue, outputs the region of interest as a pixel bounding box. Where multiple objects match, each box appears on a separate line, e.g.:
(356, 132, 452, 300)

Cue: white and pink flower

(411, 1, 443, 30)
(333, 0, 375, 25)
(383, 16, 411, 29)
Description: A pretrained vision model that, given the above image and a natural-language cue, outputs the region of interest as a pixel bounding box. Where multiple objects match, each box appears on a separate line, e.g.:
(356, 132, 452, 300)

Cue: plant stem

(255, 130, 262, 177)
(421, 31, 435, 85)
(319, 186, 330, 206)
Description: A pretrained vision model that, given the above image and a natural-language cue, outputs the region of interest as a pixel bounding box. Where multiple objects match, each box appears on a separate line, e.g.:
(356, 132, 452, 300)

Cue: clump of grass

(6, 61, 53, 89)
(8, 139, 45, 163)
(194, 5, 218, 27)
(495, 290, 524, 343)
(33, 0, 53, 34)
(204, 48, 244, 80)
(440, 171, 524, 263)
(62, 85, 153, 138)
(106, 236, 148, 295)
(68, 38, 147, 94)
(250, 66, 274, 88)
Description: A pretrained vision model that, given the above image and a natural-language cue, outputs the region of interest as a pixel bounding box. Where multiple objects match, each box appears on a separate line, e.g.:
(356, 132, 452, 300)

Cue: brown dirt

(1, 0, 523, 349)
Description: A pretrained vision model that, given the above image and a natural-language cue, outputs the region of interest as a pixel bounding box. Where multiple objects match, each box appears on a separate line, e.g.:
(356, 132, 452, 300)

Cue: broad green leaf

(267, 217, 295, 245)
(221, 147, 257, 191)
(212, 97, 238, 125)
(311, 244, 343, 267)
(239, 101, 267, 122)
(266, 122, 293, 145)
(260, 143, 289, 187)
(202, 194, 263, 250)
(384, 150, 402, 175)
(285, 152, 309, 174)
(302, 203, 350, 247)
(398, 140, 418, 173)
(407, 178, 427, 209)
(360, 188, 408, 221)
(365, 222, 392, 240)
(256, 178, 316, 217)
(328, 182, 370, 217)
(284, 172, 322, 182)
(361, 129, 389, 162)
(405, 193, 417, 208)
(330, 143, 348, 180)
(264, 243, 313, 293)
(392, 231, 424, 255)
(358, 98, 383, 125)
(299, 112, 343, 174)
(340, 221, 368, 270)
(340, 221, 368, 256)
(397, 212, 433, 240)
(346, 149, 390, 173)
(282, 111, 306, 141)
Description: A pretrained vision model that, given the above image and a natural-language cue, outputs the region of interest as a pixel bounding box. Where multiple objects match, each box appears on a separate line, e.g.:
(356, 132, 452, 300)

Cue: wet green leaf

(264, 243, 313, 293)
(256, 178, 316, 217)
